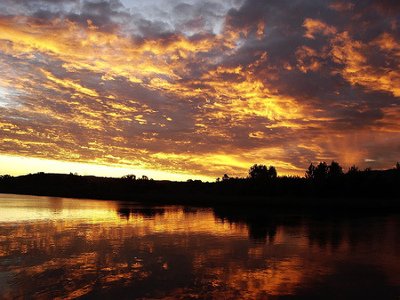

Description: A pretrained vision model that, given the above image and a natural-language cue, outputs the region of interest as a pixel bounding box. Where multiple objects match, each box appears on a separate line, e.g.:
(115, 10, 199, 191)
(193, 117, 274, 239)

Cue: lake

(0, 194, 399, 299)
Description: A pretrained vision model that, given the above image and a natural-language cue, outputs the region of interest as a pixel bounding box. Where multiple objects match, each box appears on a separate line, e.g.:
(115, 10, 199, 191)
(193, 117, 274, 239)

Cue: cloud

(0, 0, 399, 178)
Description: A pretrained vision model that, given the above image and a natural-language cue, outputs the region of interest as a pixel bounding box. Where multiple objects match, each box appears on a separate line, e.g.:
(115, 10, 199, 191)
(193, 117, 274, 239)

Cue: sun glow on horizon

(0, 154, 214, 182)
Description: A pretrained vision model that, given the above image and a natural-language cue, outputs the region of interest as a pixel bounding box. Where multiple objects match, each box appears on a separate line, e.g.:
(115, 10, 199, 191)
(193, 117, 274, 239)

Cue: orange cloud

(331, 31, 400, 97)
(303, 18, 337, 39)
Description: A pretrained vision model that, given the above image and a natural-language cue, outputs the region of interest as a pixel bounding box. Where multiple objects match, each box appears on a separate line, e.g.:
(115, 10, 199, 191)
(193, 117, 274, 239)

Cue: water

(0, 194, 399, 299)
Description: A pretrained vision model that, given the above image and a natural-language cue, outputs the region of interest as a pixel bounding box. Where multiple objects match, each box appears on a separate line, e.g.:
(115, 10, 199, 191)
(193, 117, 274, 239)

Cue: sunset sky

(0, 0, 399, 180)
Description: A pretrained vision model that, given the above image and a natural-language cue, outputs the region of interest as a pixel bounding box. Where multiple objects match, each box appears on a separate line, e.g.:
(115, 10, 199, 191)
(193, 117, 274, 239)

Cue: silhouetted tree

(308, 162, 328, 181)
(347, 165, 359, 175)
(122, 174, 136, 180)
(268, 166, 277, 179)
(396, 162, 400, 171)
(140, 175, 149, 180)
(328, 161, 343, 178)
(316, 162, 328, 179)
(222, 174, 230, 181)
(249, 164, 267, 180)
(248, 164, 277, 181)
(305, 163, 315, 179)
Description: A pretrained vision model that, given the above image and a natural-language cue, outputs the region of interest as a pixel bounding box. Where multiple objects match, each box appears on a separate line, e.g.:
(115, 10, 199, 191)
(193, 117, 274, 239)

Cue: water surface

(0, 194, 399, 299)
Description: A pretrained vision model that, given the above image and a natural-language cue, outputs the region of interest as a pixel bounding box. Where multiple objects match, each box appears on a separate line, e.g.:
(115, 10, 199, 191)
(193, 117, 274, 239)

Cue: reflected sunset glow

(1, 195, 400, 299)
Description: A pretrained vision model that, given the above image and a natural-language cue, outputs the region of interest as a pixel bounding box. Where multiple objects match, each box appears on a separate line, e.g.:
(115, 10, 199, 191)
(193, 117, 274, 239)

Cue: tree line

(218, 161, 400, 182)
(0, 161, 399, 207)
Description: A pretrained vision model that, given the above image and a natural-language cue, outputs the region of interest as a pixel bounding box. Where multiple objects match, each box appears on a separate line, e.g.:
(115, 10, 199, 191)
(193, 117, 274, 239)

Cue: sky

(0, 0, 399, 180)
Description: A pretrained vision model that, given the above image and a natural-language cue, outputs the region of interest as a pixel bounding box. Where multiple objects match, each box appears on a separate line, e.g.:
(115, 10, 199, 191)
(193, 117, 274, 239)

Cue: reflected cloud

(1, 195, 400, 298)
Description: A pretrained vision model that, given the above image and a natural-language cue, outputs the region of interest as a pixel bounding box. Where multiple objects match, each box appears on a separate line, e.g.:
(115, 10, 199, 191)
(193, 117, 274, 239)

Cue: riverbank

(0, 172, 399, 210)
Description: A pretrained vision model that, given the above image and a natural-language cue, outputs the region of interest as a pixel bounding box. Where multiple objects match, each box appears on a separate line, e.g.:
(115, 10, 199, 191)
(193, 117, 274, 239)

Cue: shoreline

(1, 171, 399, 212)
(2, 191, 400, 213)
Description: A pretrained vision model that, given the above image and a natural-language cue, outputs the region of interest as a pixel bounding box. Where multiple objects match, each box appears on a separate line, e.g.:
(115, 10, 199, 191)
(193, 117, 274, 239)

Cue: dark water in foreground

(0, 194, 399, 299)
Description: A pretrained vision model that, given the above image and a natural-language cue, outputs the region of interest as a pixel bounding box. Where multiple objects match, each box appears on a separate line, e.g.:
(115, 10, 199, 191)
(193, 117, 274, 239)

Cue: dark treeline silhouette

(0, 161, 400, 208)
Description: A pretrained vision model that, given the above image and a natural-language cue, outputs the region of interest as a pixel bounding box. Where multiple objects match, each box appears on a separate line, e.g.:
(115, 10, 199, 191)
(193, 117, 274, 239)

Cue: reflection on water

(0, 194, 399, 299)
